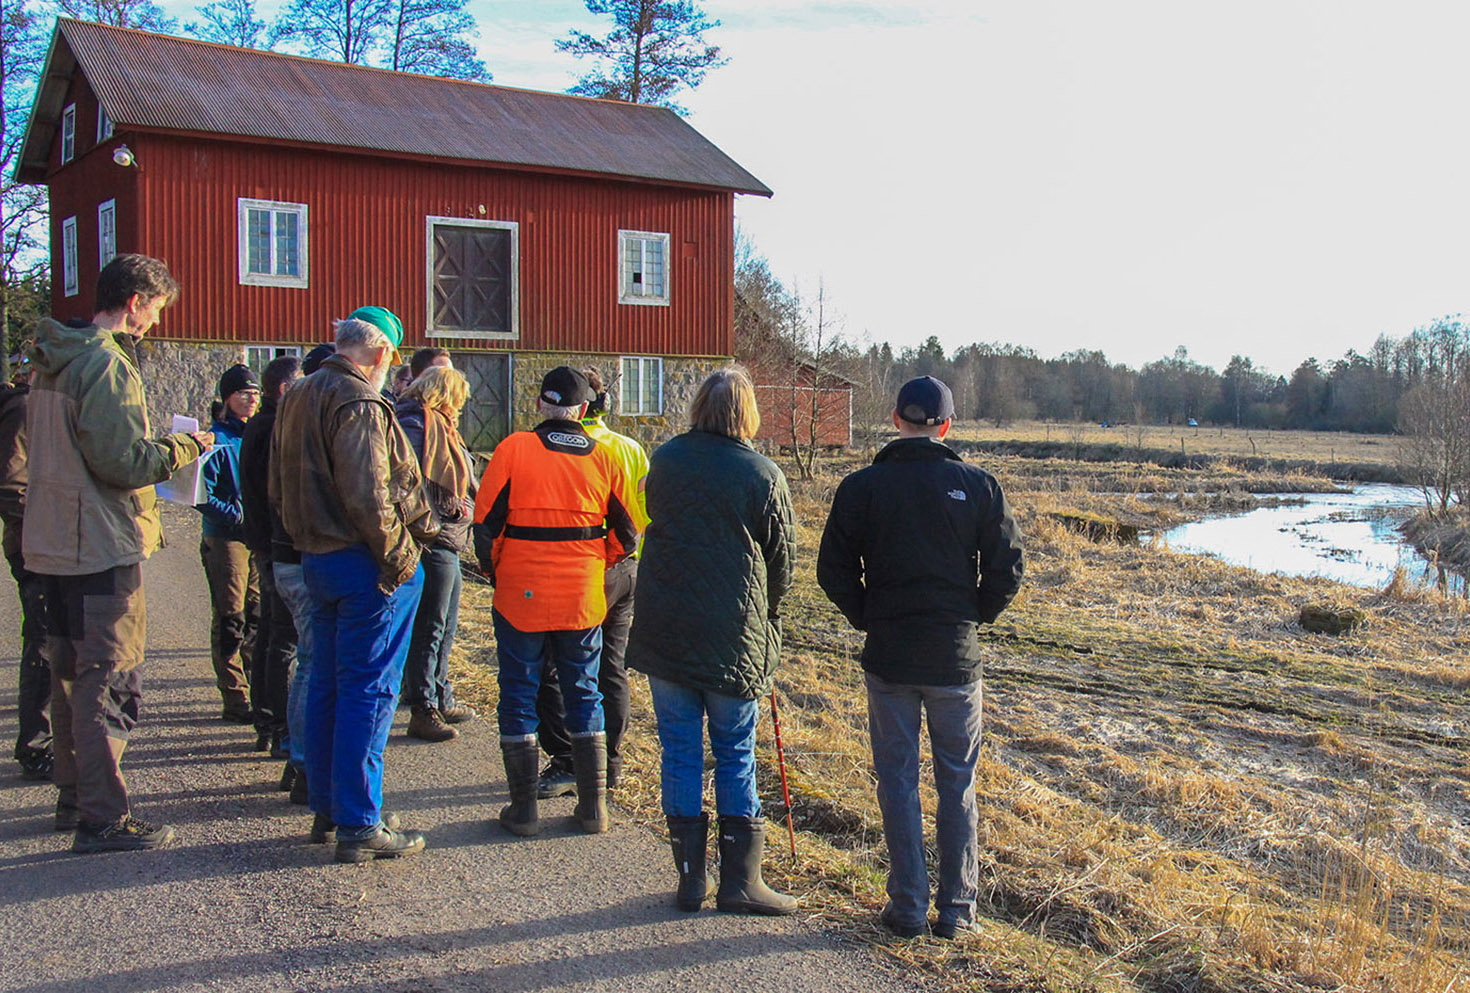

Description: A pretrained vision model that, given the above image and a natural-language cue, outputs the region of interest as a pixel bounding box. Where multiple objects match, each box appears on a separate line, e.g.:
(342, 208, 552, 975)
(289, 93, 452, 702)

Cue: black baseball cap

(539, 366, 593, 406)
(895, 376, 954, 426)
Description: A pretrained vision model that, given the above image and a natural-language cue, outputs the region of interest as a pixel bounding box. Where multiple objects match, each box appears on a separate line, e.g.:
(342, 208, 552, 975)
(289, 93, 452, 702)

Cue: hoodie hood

(28, 318, 119, 378)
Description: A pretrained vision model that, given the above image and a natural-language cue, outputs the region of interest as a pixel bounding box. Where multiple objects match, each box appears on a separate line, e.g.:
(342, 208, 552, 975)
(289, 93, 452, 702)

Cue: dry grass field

(948, 420, 1404, 471)
(446, 448, 1468, 993)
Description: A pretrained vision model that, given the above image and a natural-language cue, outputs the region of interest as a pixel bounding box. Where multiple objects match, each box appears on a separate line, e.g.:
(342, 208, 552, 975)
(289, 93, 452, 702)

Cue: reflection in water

(1161, 484, 1465, 594)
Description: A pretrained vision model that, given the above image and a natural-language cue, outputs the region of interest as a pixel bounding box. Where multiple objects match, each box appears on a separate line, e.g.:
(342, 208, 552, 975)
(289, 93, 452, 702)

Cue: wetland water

(1162, 483, 1465, 593)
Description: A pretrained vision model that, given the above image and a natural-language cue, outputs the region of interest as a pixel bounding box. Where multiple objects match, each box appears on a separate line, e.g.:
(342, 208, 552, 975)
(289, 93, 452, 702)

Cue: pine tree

(557, 0, 726, 115)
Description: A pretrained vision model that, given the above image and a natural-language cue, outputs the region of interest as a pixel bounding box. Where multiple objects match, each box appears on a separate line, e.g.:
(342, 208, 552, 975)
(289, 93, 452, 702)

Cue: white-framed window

(98, 199, 116, 268)
(618, 230, 670, 305)
(245, 345, 302, 373)
(238, 198, 309, 288)
(619, 356, 664, 415)
(426, 216, 519, 339)
(97, 106, 113, 142)
(61, 104, 76, 164)
(62, 216, 79, 297)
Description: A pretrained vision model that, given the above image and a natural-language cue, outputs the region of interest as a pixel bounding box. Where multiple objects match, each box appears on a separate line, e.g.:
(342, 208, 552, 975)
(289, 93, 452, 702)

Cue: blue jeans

(401, 545, 462, 710)
(865, 671, 984, 930)
(272, 562, 314, 772)
(647, 674, 760, 819)
(302, 546, 424, 839)
(491, 609, 602, 739)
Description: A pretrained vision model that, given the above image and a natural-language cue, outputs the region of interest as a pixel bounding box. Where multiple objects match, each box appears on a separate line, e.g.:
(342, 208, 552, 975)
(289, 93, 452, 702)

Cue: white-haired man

(270, 310, 438, 862)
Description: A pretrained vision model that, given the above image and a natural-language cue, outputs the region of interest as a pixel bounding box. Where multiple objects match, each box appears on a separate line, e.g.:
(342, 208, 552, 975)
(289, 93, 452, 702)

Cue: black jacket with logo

(817, 437, 1024, 686)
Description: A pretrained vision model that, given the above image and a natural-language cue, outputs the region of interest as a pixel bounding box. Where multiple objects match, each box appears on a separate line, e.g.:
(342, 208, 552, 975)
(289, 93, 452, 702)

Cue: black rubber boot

(716, 815, 797, 916)
(498, 737, 541, 837)
(667, 813, 709, 911)
(571, 732, 609, 834)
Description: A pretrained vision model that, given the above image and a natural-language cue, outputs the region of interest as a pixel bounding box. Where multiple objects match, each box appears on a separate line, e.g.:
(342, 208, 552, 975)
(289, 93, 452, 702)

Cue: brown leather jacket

(268, 355, 438, 590)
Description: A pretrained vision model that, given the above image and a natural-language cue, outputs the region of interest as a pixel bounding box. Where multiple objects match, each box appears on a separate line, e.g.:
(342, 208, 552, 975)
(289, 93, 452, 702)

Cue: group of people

(4, 252, 1024, 938)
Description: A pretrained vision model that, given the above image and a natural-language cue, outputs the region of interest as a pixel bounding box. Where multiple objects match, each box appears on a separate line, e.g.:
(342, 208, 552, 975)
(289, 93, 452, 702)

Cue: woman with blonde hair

(396, 365, 478, 741)
(626, 367, 798, 916)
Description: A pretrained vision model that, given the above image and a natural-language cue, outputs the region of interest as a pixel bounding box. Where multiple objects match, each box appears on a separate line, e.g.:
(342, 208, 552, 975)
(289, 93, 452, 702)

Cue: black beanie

(302, 343, 336, 375)
(218, 363, 259, 400)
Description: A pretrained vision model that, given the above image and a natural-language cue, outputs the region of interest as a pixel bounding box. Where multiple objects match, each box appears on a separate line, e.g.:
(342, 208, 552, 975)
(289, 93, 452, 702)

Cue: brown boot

(407, 705, 458, 742)
(571, 732, 609, 834)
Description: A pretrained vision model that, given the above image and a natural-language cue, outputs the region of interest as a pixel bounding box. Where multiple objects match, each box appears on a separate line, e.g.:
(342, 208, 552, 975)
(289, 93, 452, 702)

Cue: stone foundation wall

(136, 340, 251, 431)
(509, 352, 728, 451)
(133, 342, 735, 452)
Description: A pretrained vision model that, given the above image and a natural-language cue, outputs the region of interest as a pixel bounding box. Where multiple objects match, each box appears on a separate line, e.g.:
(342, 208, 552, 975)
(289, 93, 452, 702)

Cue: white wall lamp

(112, 144, 136, 167)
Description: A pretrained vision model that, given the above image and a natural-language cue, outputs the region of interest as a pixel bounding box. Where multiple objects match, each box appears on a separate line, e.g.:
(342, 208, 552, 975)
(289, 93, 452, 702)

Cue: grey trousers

(865, 671, 983, 929)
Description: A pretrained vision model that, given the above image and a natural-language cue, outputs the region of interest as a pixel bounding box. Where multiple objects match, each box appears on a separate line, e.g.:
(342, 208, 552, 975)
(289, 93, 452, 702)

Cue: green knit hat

(347, 306, 404, 348)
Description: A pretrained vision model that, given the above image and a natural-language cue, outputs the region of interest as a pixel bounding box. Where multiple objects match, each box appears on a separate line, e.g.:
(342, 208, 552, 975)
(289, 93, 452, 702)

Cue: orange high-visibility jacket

(473, 419, 638, 632)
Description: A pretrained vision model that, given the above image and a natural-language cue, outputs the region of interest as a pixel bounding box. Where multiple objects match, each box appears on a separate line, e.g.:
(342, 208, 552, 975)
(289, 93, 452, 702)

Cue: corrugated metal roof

(19, 19, 771, 196)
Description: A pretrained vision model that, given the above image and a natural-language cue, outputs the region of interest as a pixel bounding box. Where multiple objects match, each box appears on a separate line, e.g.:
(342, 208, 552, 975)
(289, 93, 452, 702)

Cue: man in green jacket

(24, 254, 213, 853)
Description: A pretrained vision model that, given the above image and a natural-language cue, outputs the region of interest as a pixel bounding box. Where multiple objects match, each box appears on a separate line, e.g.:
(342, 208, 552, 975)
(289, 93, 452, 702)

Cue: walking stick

(769, 689, 798, 865)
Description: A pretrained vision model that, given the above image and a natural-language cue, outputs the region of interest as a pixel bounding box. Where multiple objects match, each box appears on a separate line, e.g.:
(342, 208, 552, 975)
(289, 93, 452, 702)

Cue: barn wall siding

(102, 135, 735, 356)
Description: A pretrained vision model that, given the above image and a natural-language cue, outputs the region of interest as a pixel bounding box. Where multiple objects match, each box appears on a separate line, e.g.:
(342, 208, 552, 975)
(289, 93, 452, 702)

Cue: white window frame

(237, 197, 309, 288)
(619, 356, 664, 415)
(97, 199, 116, 268)
(618, 229, 671, 306)
(62, 216, 79, 297)
(245, 345, 303, 372)
(61, 104, 76, 164)
(425, 215, 520, 340)
(97, 105, 113, 142)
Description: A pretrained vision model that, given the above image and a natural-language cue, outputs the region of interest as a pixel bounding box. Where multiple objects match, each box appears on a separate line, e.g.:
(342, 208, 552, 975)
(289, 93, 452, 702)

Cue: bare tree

(189, 0, 270, 47)
(2, 0, 48, 379)
(54, 0, 177, 30)
(556, 0, 726, 115)
(273, 0, 390, 63)
(1398, 318, 1470, 513)
(383, 0, 488, 80)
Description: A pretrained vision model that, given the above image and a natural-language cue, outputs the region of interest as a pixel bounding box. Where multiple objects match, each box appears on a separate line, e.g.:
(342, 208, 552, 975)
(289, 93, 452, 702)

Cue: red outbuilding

(15, 19, 771, 447)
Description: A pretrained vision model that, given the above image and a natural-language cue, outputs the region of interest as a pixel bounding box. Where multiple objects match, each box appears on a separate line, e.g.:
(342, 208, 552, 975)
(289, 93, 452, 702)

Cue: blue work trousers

(302, 546, 423, 839)
(491, 609, 602, 739)
(647, 674, 761, 819)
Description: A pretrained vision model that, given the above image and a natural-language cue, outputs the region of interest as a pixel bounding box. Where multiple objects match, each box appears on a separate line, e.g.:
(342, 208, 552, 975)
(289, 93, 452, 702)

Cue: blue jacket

(198, 414, 247, 540)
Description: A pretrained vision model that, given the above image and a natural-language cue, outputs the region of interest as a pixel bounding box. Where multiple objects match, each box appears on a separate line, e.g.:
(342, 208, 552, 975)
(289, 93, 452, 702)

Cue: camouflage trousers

(43, 564, 146, 827)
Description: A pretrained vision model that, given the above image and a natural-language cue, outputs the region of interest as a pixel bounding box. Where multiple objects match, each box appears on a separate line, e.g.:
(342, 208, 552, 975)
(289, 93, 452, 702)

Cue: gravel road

(0, 507, 929, 993)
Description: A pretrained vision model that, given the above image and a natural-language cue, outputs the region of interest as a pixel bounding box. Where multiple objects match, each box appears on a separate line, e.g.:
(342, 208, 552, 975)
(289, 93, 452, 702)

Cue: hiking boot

(715, 816, 797, 916)
(930, 917, 977, 941)
(407, 705, 458, 742)
(498, 738, 541, 837)
(18, 750, 53, 781)
(289, 771, 310, 806)
(668, 813, 709, 911)
(269, 732, 288, 760)
(440, 703, 476, 725)
(335, 824, 426, 863)
(571, 732, 609, 834)
(253, 729, 271, 752)
(536, 761, 577, 799)
(880, 905, 927, 939)
(55, 799, 80, 832)
(220, 705, 253, 725)
(312, 811, 400, 844)
(72, 816, 175, 854)
(278, 764, 297, 792)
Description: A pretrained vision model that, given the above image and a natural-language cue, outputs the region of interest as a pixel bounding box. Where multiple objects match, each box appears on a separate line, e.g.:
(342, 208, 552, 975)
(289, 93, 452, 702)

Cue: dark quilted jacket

(625, 430, 795, 700)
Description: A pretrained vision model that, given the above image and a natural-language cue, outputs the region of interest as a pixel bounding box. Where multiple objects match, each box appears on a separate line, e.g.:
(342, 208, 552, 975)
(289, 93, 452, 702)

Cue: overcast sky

(171, 0, 1470, 377)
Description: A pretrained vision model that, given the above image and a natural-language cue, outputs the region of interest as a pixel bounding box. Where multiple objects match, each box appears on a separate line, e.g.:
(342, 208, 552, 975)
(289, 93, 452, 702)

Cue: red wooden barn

(748, 355, 854, 449)
(15, 18, 771, 447)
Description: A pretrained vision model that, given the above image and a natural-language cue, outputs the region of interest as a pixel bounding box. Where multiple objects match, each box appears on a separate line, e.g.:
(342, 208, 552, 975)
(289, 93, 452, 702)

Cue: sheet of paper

(155, 414, 204, 504)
